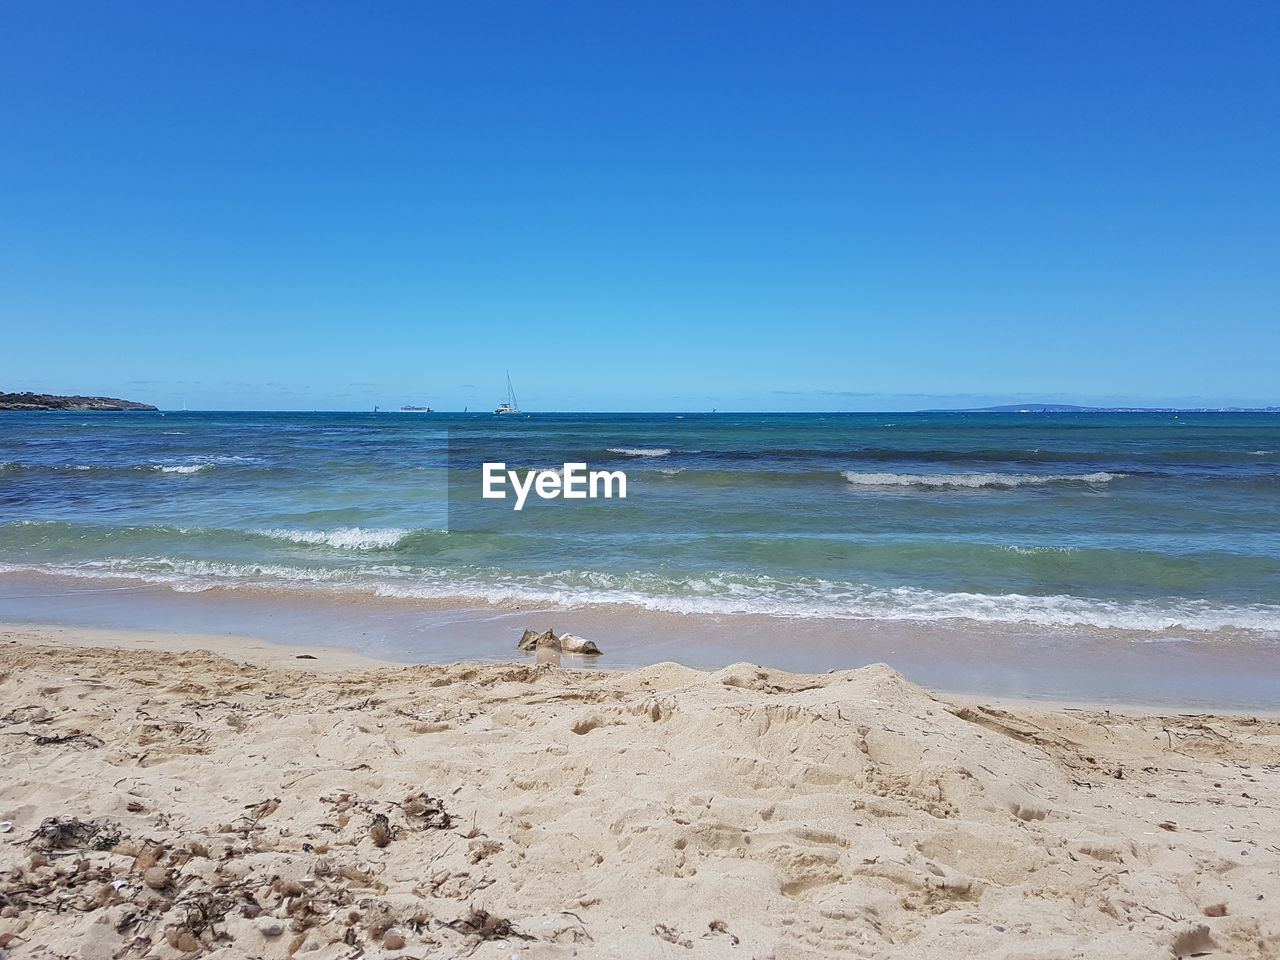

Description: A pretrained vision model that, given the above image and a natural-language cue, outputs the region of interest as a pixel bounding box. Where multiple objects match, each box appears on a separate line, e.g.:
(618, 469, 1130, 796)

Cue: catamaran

(494, 372, 521, 415)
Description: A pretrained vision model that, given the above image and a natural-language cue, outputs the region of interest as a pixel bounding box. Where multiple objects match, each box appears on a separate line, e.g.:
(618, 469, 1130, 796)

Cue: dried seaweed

(398, 791, 453, 830)
(5, 730, 104, 748)
(445, 907, 535, 949)
(0, 705, 51, 727)
(17, 817, 121, 852)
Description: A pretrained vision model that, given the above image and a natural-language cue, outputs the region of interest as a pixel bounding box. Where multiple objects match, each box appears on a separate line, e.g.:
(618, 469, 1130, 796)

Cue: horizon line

(89, 405, 1280, 415)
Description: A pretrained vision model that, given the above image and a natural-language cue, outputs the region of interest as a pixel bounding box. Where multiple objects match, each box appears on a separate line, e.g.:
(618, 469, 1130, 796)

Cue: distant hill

(0, 391, 157, 412)
(925, 403, 1280, 413)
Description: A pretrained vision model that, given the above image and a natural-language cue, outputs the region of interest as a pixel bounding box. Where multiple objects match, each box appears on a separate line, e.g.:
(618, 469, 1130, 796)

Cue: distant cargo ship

(400, 405, 433, 413)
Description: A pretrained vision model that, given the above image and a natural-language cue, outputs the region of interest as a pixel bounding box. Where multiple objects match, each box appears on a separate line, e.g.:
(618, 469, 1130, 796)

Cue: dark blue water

(2, 410, 1279, 638)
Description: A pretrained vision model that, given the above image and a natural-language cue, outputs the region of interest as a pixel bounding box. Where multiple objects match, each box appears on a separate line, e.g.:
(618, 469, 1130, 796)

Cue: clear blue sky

(2, 1, 1276, 411)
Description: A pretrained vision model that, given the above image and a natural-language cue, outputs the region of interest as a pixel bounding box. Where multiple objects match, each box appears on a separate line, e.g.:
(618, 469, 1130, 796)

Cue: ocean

(2, 410, 1279, 641)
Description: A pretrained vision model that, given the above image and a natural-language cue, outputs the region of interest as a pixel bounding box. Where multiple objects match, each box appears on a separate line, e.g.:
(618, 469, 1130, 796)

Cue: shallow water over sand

(3, 571, 1278, 710)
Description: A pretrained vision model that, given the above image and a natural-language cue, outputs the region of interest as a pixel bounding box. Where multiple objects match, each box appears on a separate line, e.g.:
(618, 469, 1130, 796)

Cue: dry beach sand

(1, 624, 1278, 959)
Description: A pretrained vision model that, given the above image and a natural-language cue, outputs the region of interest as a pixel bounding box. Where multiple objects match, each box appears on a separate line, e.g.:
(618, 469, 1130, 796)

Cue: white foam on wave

(608, 447, 673, 457)
(2, 462, 100, 473)
(254, 527, 415, 550)
(5, 560, 1277, 636)
(4, 460, 236, 474)
(841, 470, 1120, 489)
(371, 575, 1280, 634)
(155, 464, 209, 474)
(998, 544, 1078, 556)
(151, 455, 262, 474)
(0, 559, 365, 590)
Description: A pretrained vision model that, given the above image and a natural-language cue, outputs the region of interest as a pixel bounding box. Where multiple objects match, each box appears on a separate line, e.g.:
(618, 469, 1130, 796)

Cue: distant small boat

(495, 372, 521, 415)
(400, 405, 433, 413)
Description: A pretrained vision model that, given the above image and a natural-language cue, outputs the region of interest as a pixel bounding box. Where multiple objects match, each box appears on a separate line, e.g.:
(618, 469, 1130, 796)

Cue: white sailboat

(494, 372, 521, 415)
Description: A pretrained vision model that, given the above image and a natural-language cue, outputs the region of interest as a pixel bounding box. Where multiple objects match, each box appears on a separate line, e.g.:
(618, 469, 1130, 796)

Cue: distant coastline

(1, 394, 1276, 414)
(927, 402, 1280, 413)
(0, 391, 157, 412)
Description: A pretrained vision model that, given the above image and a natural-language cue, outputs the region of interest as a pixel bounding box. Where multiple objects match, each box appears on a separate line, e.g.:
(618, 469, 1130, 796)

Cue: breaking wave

(252, 527, 415, 550)
(841, 471, 1120, 489)
(3, 561, 1278, 636)
(608, 448, 673, 457)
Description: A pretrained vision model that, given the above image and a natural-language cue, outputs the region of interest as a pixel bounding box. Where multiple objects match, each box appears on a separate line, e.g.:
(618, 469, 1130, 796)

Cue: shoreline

(3, 619, 1279, 720)
(2, 630, 1277, 957)
(3, 569, 1279, 711)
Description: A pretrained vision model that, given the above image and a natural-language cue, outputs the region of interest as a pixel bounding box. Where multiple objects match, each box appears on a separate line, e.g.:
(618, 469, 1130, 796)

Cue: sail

(505, 371, 519, 411)
(495, 372, 521, 413)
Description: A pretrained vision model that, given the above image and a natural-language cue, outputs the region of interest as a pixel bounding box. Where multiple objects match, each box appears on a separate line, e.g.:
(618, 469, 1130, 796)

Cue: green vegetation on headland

(0, 391, 157, 411)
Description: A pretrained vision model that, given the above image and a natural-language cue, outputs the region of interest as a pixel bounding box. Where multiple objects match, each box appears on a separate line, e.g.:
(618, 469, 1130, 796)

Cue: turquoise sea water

(2, 410, 1279, 639)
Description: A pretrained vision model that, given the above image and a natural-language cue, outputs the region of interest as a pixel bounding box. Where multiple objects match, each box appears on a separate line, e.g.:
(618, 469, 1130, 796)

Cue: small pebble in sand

(258, 918, 285, 937)
(166, 929, 199, 952)
(383, 928, 406, 950)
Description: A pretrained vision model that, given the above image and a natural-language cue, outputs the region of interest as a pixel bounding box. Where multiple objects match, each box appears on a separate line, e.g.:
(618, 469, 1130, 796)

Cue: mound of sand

(1, 635, 1278, 958)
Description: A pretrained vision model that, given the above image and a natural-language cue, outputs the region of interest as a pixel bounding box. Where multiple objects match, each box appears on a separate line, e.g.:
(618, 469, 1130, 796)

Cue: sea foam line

(252, 527, 415, 550)
(155, 464, 209, 474)
(608, 447, 673, 457)
(841, 470, 1120, 489)
(4, 560, 1278, 635)
(150, 455, 266, 474)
